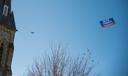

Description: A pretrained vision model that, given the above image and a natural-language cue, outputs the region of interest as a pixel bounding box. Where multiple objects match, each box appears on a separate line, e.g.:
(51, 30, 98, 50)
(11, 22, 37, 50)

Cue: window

(3, 5, 8, 16)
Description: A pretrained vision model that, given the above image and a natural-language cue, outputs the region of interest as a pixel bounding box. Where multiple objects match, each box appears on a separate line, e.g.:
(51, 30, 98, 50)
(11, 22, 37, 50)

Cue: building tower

(0, 0, 16, 76)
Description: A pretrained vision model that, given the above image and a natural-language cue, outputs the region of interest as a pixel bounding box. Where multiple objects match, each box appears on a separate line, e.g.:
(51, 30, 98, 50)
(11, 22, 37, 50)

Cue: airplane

(30, 32, 35, 34)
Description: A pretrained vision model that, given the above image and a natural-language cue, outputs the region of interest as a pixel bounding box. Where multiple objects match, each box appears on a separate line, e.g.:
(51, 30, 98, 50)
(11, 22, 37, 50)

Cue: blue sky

(12, 0, 128, 76)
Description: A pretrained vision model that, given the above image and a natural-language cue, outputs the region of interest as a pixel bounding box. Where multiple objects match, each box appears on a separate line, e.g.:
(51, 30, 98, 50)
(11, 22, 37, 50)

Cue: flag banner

(100, 18, 115, 28)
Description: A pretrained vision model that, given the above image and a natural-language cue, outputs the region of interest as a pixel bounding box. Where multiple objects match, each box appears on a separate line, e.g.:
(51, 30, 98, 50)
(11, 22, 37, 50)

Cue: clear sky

(11, 0, 128, 76)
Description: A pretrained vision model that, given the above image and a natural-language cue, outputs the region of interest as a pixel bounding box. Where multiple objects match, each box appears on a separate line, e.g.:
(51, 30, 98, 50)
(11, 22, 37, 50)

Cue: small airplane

(30, 32, 35, 34)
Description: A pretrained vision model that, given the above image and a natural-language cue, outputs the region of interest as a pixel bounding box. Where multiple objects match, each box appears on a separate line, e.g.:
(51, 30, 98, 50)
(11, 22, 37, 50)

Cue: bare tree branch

(25, 45, 98, 76)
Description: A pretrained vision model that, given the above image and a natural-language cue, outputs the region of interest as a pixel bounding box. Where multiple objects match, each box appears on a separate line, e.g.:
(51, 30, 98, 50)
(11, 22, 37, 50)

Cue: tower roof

(0, 0, 16, 31)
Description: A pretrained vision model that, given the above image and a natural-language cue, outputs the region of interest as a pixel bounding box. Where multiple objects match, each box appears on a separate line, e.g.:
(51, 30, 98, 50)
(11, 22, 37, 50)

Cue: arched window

(3, 5, 8, 16)
(0, 43, 3, 63)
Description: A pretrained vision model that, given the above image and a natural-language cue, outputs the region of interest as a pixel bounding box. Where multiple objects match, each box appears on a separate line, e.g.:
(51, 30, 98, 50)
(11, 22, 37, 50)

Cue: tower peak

(0, 0, 16, 31)
(1, 0, 11, 16)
